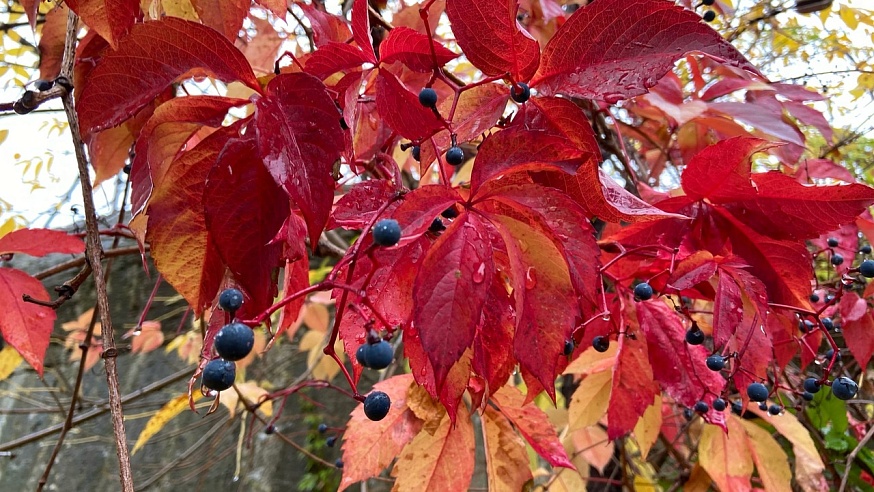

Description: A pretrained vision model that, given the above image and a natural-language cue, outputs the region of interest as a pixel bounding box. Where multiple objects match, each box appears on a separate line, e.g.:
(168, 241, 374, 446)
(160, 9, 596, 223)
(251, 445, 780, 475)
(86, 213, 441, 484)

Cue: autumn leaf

(340, 375, 423, 490)
(482, 406, 533, 492)
(445, 0, 540, 81)
(190, 0, 249, 41)
(65, 0, 139, 48)
(739, 418, 792, 492)
(391, 404, 475, 492)
(375, 69, 444, 142)
(0, 268, 56, 376)
(254, 73, 345, 247)
(839, 292, 874, 368)
(37, 4, 68, 81)
(132, 393, 203, 455)
(0, 228, 85, 257)
(0, 346, 24, 382)
(491, 386, 574, 469)
(607, 325, 659, 439)
(379, 27, 458, 72)
(568, 369, 611, 431)
(698, 416, 754, 490)
(532, 0, 760, 101)
(77, 18, 260, 135)
(351, 0, 377, 63)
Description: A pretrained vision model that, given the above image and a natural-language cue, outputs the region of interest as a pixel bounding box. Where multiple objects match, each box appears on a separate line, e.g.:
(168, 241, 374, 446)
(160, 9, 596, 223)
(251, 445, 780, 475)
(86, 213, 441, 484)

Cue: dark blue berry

(363, 391, 391, 421)
(446, 146, 464, 166)
(831, 253, 844, 266)
(356, 344, 369, 366)
(685, 328, 705, 345)
(123, 163, 132, 175)
(758, 402, 768, 410)
(365, 340, 394, 370)
(510, 82, 530, 103)
(827, 237, 839, 248)
(441, 207, 458, 219)
(702, 0, 715, 5)
(831, 376, 858, 400)
(799, 319, 814, 333)
(768, 404, 782, 415)
(411, 145, 421, 161)
(861, 259, 874, 277)
(747, 382, 769, 402)
(264, 424, 275, 434)
(861, 245, 872, 255)
(335, 459, 344, 469)
(802, 391, 814, 401)
(810, 293, 820, 303)
(633, 282, 653, 301)
(219, 288, 244, 312)
(326, 436, 336, 447)
(429, 217, 446, 233)
(825, 348, 841, 362)
(683, 408, 693, 420)
(202, 359, 236, 391)
(372, 219, 402, 246)
(317, 423, 328, 433)
(803, 377, 821, 394)
(731, 400, 743, 414)
(712, 398, 727, 411)
(694, 401, 709, 413)
(418, 87, 438, 107)
(706, 355, 726, 371)
(563, 339, 575, 356)
(702, 10, 716, 21)
(214, 322, 255, 361)
(821, 318, 834, 331)
(592, 336, 609, 353)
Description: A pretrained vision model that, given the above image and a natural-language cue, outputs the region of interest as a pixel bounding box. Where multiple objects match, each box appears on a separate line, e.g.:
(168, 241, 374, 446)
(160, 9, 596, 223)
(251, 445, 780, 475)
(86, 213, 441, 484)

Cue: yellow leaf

(407, 382, 445, 426)
(302, 302, 330, 333)
(300, 329, 344, 381)
(568, 370, 612, 430)
(684, 465, 713, 492)
(0, 129, 8, 146)
(482, 406, 533, 492)
(391, 405, 475, 492)
(132, 393, 203, 454)
(840, 6, 859, 30)
(633, 394, 662, 460)
(220, 381, 272, 418)
(0, 346, 23, 381)
(568, 425, 613, 473)
(161, 0, 197, 19)
(563, 344, 617, 375)
(698, 416, 753, 490)
(747, 406, 826, 491)
(539, 465, 588, 492)
(165, 329, 202, 365)
(740, 419, 792, 492)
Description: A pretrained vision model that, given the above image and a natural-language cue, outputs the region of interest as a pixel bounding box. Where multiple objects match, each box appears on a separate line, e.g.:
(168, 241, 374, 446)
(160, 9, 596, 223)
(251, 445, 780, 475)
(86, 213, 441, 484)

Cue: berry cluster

(201, 288, 256, 392)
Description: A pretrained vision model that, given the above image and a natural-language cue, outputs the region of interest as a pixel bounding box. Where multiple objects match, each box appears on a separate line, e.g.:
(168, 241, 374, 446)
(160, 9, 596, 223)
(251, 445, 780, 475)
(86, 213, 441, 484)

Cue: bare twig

(23, 263, 92, 309)
(32, 245, 146, 280)
(37, 8, 135, 491)
(838, 423, 874, 492)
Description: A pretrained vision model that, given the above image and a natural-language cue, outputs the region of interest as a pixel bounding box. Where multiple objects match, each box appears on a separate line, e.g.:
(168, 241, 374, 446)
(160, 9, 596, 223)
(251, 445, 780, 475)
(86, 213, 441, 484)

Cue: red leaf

(340, 375, 423, 490)
(532, 0, 760, 101)
(483, 183, 601, 314)
(304, 42, 372, 79)
(840, 292, 874, 368)
(681, 137, 769, 203)
(713, 208, 813, 309)
(146, 126, 236, 314)
(445, 0, 540, 81)
(21, 0, 39, 30)
(0, 229, 85, 257)
(795, 158, 855, 183)
(470, 128, 588, 194)
(379, 26, 459, 72)
(130, 96, 245, 217)
(390, 185, 460, 237)
(277, 258, 309, 339)
(402, 322, 471, 420)
(295, 2, 352, 47)
(473, 280, 516, 394)
(0, 268, 55, 376)
(375, 69, 444, 142)
(89, 124, 135, 186)
(204, 137, 288, 313)
(413, 212, 493, 388)
(637, 301, 726, 412)
(352, 0, 377, 63)
(254, 73, 345, 247)
(608, 327, 659, 439)
(191, 0, 249, 41)
(77, 18, 260, 135)
(709, 101, 805, 147)
(667, 251, 717, 291)
(739, 171, 874, 240)
(487, 211, 577, 399)
(37, 5, 68, 81)
(491, 386, 574, 469)
(329, 180, 397, 230)
(255, 0, 286, 18)
(65, 0, 138, 48)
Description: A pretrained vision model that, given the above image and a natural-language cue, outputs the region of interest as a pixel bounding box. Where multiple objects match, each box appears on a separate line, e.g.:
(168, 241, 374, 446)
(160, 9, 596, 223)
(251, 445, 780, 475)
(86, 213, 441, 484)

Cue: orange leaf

(482, 406, 533, 492)
(339, 375, 423, 490)
(390, 404, 475, 492)
(698, 416, 753, 490)
(740, 418, 792, 492)
(492, 386, 575, 469)
(126, 321, 164, 354)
